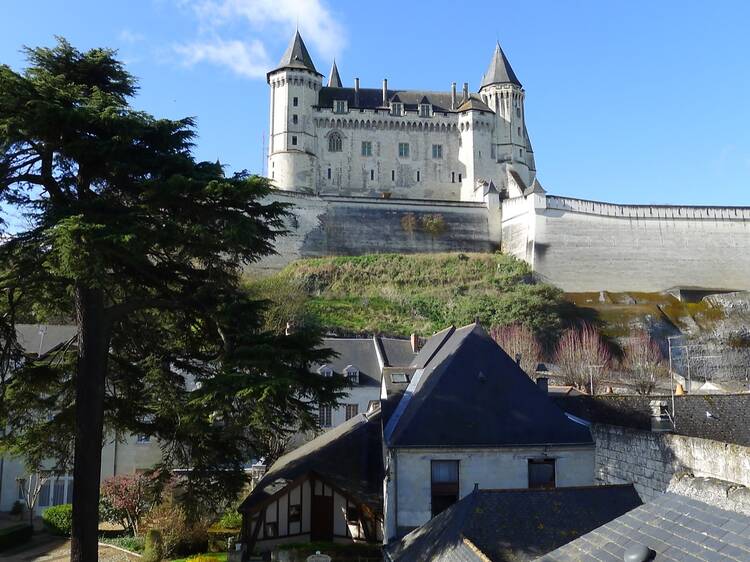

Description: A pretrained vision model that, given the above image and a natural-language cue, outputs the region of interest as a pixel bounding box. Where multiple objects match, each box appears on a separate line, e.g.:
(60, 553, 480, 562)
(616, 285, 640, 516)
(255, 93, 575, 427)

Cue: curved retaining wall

(528, 195, 750, 292)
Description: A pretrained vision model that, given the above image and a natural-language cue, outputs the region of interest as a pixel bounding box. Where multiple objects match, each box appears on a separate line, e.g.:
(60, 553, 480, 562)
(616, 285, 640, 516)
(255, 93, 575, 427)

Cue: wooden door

(310, 493, 334, 541)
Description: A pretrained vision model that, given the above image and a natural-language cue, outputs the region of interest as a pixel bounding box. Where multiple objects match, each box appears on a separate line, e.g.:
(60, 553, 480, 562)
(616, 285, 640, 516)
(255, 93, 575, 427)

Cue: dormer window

(344, 365, 360, 384)
(419, 103, 431, 117)
(390, 372, 410, 383)
(334, 100, 348, 114)
(390, 102, 403, 116)
(318, 364, 334, 377)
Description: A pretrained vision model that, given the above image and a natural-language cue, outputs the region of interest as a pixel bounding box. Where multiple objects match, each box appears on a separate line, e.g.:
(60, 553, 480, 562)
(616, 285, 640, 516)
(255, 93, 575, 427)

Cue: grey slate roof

(539, 488, 750, 561)
(387, 324, 593, 448)
(328, 60, 342, 87)
(317, 87, 456, 112)
(270, 30, 320, 75)
(456, 94, 493, 113)
(386, 485, 642, 562)
(555, 394, 750, 447)
(316, 336, 415, 387)
(239, 407, 384, 514)
(481, 42, 522, 88)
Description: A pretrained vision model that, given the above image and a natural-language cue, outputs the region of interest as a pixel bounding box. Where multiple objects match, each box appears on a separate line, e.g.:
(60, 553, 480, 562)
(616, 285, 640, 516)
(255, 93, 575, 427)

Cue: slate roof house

(312, 336, 415, 431)
(381, 323, 596, 541)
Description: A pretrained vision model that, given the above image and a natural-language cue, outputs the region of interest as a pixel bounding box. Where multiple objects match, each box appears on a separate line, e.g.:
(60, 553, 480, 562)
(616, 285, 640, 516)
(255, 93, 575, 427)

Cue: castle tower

(479, 42, 536, 195)
(267, 31, 323, 191)
(457, 92, 495, 201)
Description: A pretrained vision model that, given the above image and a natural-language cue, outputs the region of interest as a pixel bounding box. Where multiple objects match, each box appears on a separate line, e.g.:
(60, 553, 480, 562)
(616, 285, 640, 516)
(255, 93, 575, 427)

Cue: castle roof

(269, 30, 320, 76)
(457, 93, 493, 113)
(327, 59, 342, 87)
(317, 87, 457, 112)
(481, 41, 522, 88)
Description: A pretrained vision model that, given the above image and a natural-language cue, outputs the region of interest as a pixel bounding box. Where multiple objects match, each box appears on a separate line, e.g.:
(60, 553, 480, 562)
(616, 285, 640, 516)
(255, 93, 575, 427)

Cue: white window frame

(345, 404, 359, 420)
(361, 141, 372, 157)
(398, 142, 410, 158)
(344, 365, 360, 384)
(432, 144, 443, 159)
(319, 405, 332, 427)
(390, 102, 403, 116)
(419, 104, 431, 117)
(318, 365, 334, 377)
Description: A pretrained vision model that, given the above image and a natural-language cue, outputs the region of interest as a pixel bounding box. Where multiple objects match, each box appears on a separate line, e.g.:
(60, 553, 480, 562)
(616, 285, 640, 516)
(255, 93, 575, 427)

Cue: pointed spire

(481, 42, 521, 88)
(272, 30, 319, 75)
(328, 59, 342, 87)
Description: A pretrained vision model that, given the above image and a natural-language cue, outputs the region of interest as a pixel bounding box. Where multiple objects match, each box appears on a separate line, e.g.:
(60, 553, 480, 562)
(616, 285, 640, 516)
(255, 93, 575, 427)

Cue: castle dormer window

(318, 364, 334, 377)
(328, 133, 342, 152)
(334, 100, 348, 114)
(419, 104, 431, 117)
(344, 365, 360, 384)
(390, 102, 403, 116)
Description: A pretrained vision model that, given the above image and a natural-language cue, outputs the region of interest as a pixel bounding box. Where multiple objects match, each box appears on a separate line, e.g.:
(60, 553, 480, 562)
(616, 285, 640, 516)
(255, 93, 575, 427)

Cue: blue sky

(3, 0, 750, 206)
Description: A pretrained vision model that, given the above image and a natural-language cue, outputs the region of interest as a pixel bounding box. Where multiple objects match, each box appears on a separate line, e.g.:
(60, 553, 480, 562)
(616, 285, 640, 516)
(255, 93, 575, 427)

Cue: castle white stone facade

(267, 32, 539, 202)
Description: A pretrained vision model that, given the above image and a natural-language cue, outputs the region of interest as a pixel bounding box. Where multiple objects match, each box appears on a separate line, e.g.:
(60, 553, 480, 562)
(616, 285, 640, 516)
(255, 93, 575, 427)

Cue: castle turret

(267, 31, 323, 191)
(479, 42, 535, 196)
(327, 59, 342, 87)
(457, 93, 495, 201)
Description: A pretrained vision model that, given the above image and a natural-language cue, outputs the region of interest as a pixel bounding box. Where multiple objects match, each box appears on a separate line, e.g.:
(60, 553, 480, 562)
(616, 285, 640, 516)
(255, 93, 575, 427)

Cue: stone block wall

(251, 191, 494, 274)
(592, 423, 750, 501)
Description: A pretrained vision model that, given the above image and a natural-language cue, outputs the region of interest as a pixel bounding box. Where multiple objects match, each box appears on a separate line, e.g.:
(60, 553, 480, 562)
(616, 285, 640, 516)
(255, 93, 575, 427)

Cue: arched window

(328, 132, 342, 152)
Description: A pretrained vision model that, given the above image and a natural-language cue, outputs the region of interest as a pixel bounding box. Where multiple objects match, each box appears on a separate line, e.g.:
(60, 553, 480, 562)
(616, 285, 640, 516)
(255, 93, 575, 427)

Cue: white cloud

(119, 29, 145, 44)
(174, 38, 271, 78)
(175, 0, 345, 78)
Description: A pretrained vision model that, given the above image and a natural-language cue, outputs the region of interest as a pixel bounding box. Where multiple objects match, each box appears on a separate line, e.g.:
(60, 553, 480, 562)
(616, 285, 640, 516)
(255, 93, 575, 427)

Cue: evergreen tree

(0, 39, 343, 561)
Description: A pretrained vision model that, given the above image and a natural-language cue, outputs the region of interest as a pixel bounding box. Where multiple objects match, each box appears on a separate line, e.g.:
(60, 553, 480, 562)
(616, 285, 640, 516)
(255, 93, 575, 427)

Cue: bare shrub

(554, 324, 611, 392)
(490, 324, 542, 377)
(622, 330, 668, 395)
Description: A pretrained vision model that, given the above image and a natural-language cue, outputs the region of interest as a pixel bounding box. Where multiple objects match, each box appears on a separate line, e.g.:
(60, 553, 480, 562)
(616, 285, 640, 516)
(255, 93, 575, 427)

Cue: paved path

(0, 538, 140, 561)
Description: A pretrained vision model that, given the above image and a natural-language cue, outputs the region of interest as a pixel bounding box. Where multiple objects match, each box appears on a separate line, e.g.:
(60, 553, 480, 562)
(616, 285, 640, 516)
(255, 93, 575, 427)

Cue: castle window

(519, 148, 523, 157)
(398, 143, 410, 158)
(392, 170, 395, 181)
(432, 144, 443, 159)
(390, 102, 403, 116)
(516, 107, 521, 117)
(491, 144, 496, 159)
(458, 173, 462, 182)
(345, 404, 359, 421)
(370, 169, 374, 181)
(417, 171, 421, 182)
(419, 104, 431, 117)
(334, 100, 348, 114)
(327, 168, 331, 180)
(344, 365, 360, 384)
(293, 97, 299, 107)
(451, 171, 455, 183)
(361, 141, 372, 157)
(291, 135, 297, 146)
(318, 364, 334, 377)
(292, 114, 298, 124)
(328, 133, 342, 152)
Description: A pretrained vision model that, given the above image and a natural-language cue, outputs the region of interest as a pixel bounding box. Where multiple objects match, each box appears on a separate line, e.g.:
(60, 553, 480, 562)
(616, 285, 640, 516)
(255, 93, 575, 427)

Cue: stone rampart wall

(251, 191, 494, 274)
(592, 423, 750, 502)
(531, 195, 750, 292)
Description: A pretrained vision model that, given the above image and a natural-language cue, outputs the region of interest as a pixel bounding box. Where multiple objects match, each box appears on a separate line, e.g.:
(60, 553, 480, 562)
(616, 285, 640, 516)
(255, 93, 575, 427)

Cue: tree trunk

(70, 286, 110, 562)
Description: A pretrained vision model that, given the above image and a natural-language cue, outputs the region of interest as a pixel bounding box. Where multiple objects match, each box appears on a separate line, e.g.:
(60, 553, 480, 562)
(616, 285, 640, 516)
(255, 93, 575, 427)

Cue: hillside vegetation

(247, 253, 573, 343)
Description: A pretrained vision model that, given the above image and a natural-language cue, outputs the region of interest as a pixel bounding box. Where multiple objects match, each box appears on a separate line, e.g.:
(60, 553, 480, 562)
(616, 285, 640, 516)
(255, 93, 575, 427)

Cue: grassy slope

(250, 253, 569, 342)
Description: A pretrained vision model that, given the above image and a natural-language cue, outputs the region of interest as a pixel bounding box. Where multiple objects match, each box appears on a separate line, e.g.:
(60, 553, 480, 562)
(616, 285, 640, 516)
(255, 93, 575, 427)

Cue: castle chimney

(354, 77, 360, 107)
(462, 82, 469, 102)
(451, 82, 457, 109)
(382, 78, 388, 106)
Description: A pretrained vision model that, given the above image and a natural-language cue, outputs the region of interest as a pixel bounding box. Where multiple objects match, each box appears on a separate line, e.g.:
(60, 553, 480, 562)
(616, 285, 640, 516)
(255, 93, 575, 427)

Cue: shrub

(42, 504, 73, 536)
(217, 510, 242, 529)
(143, 529, 164, 562)
(100, 535, 145, 553)
(100, 473, 158, 535)
(0, 524, 32, 552)
(142, 502, 208, 557)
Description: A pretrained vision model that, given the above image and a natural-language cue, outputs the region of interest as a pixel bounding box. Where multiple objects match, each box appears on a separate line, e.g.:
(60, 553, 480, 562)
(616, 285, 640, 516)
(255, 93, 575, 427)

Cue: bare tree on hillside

(621, 330, 668, 395)
(555, 324, 611, 392)
(491, 324, 543, 377)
